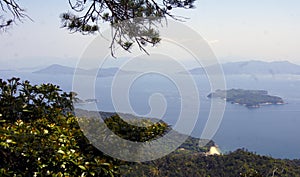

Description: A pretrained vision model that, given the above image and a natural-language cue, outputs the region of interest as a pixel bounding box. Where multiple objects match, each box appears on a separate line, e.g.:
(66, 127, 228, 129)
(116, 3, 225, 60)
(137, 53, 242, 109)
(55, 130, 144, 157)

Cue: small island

(74, 98, 99, 104)
(207, 89, 284, 108)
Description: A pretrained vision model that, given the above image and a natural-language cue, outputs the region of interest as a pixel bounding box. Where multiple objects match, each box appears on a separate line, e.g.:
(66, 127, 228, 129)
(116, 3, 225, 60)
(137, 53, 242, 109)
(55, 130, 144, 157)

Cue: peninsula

(207, 89, 284, 108)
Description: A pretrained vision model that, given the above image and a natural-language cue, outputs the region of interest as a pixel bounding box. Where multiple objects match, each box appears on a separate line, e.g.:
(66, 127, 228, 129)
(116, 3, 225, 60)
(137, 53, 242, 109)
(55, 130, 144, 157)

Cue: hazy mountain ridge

(188, 60, 300, 75)
(33, 64, 137, 77)
(33, 60, 300, 76)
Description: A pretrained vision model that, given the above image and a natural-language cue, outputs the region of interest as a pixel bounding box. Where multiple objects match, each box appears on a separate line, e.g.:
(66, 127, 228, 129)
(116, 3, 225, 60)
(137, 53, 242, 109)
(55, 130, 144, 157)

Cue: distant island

(74, 98, 99, 104)
(207, 89, 284, 108)
(184, 60, 300, 75)
(33, 64, 138, 77)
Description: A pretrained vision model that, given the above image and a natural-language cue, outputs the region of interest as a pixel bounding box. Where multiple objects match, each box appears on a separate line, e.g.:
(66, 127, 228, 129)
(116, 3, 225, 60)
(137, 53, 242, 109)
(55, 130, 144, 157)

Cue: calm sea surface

(2, 71, 300, 159)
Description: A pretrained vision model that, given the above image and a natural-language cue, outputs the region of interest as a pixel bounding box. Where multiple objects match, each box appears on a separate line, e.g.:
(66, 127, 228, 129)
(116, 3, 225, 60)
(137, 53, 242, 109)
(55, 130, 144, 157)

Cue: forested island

(208, 89, 284, 108)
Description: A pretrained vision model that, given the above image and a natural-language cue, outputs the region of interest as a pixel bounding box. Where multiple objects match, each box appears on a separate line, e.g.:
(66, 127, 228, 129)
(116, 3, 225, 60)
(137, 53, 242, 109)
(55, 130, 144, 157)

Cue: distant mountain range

(34, 61, 300, 77)
(187, 60, 300, 75)
(33, 64, 137, 77)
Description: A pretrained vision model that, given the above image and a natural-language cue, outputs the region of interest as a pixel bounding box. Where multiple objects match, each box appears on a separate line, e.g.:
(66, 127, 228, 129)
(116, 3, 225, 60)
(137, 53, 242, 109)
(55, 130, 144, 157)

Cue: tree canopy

(0, 77, 170, 176)
(61, 0, 196, 55)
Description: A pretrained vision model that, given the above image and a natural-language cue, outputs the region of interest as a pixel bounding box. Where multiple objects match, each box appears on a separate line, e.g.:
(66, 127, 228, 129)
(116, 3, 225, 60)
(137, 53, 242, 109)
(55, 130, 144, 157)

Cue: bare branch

(0, 0, 30, 31)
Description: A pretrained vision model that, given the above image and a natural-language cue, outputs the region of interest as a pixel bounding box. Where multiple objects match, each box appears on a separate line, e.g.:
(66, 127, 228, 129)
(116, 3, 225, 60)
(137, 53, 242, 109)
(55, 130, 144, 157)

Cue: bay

(1, 71, 300, 159)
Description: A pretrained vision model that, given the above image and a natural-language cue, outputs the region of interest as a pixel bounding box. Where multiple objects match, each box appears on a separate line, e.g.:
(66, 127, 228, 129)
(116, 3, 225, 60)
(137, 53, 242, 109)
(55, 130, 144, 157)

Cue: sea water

(1, 71, 300, 159)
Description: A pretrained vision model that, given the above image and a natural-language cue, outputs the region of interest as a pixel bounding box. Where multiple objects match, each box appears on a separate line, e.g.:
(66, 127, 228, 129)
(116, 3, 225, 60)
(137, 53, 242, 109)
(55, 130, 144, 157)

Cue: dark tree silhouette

(61, 0, 195, 55)
(0, 0, 29, 31)
(1, 0, 196, 54)
(61, 0, 196, 56)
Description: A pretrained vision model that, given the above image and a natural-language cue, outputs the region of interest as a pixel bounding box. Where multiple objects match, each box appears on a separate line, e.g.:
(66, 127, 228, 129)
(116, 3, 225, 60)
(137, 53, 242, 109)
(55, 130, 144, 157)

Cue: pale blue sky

(1, 0, 300, 69)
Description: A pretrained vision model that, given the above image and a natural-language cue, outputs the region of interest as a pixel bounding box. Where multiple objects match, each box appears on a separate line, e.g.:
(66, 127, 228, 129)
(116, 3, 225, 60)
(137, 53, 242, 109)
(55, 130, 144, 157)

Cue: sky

(0, 0, 300, 69)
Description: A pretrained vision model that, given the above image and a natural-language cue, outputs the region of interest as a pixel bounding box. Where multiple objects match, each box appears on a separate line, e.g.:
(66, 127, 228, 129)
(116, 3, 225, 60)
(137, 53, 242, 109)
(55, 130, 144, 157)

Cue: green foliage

(1, 0, 196, 56)
(0, 77, 74, 122)
(104, 115, 170, 142)
(74, 110, 175, 162)
(62, 0, 196, 33)
(0, 77, 119, 176)
(122, 149, 300, 177)
(0, 77, 172, 176)
(0, 115, 117, 176)
(61, 0, 196, 56)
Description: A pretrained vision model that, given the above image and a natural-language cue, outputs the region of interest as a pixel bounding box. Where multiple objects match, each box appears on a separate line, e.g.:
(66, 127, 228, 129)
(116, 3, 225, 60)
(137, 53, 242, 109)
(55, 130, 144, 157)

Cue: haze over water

(2, 69, 300, 159)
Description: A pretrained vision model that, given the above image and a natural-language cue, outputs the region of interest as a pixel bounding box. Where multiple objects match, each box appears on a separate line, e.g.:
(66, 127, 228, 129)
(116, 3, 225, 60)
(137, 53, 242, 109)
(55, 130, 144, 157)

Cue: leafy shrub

(0, 77, 171, 176)
(104, 115, 170, 142)
(0, 78, 117, 176)
(0, 77, 74, 122)
(0, 115, 118, 176)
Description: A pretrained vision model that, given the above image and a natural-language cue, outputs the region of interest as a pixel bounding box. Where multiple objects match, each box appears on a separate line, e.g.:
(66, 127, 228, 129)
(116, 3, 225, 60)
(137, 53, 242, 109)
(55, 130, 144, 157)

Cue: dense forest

(122, 149, 300, 177)
(1, 78, 300, 176)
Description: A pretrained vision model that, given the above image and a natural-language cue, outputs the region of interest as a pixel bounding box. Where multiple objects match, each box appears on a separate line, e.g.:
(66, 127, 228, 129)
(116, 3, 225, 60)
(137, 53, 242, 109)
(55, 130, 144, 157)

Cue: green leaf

(101, 163, 111, 166)
(78, 165, 87, 171)
(57, 150, 65, 154)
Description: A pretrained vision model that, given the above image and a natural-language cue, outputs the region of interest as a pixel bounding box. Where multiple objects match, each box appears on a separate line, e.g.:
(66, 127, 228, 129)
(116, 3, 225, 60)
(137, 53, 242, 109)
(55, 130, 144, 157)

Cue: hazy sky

(1, 0, 300, 69)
